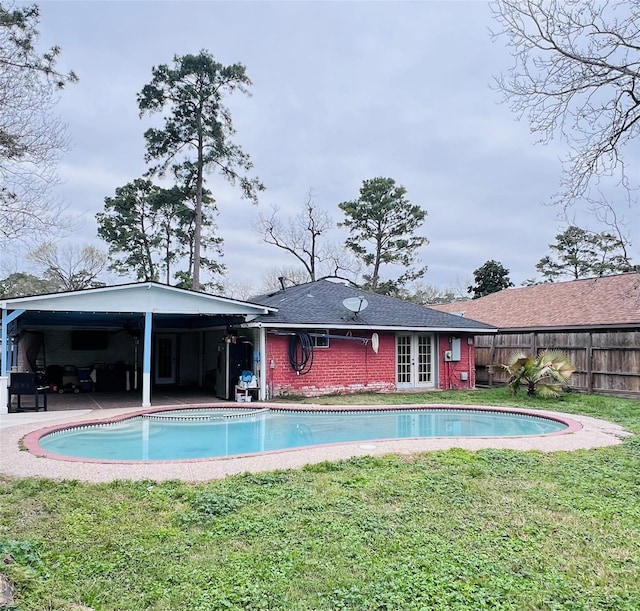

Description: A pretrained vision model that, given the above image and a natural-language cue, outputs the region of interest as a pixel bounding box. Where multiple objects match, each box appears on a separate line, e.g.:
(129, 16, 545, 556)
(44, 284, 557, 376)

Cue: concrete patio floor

(10, 387, 222, 412)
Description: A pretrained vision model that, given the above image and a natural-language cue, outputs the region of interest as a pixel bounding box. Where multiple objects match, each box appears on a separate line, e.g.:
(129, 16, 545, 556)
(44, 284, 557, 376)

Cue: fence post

(586, 332, 593, 394)
(488, 335, 496, 387)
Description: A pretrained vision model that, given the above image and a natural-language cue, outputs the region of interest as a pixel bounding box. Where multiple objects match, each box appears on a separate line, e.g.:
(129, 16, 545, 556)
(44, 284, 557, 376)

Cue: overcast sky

(18, 0, 639, 296)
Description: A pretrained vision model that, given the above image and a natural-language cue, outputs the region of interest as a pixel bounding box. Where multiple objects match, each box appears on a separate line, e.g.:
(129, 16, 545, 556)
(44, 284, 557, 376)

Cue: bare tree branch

(28, 241, 108, 290)
(0, 3, 76, 249)
(255, 193, 359, 283)
(491, 0, 640, 213)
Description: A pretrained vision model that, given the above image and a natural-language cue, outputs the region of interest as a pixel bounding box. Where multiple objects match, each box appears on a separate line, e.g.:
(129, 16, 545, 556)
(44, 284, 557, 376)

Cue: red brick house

(242, 279, 496, 398)
(1, 280, 496, 411)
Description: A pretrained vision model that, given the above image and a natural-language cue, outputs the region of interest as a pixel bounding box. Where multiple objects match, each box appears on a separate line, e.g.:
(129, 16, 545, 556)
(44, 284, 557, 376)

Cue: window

(311, 330, 329, 348)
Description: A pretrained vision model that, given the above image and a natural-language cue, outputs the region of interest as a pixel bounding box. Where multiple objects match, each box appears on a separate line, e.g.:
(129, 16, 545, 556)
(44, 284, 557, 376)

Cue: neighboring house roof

(249, 279, 496, 332)
(432, 273, 640, 330)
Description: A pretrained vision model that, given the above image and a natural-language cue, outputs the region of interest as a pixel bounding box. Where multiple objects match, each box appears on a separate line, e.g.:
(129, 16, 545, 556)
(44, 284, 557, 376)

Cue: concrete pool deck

(0, 403, 632, 483)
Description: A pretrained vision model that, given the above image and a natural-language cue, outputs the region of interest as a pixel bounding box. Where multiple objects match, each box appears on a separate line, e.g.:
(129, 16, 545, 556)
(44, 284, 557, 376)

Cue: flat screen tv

(71, 330, 109, 351)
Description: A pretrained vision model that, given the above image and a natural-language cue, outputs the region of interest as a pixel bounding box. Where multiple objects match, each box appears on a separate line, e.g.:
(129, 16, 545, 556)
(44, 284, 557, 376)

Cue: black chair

(8, 372, 48, 412)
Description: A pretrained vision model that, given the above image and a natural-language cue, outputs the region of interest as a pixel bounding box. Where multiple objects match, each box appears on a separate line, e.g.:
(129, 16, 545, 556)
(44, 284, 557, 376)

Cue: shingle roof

(431, 274, 640, 330)
(250, 279, 495, 331)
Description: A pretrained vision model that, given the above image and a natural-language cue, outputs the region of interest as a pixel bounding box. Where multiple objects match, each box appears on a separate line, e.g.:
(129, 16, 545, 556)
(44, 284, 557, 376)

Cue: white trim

(0, 282, 276, 315)
(0, 282, 252, 306)
(243, 322, 496, 334)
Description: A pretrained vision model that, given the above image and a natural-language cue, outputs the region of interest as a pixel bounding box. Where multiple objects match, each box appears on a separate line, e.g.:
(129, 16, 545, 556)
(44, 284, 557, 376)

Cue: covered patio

(1, 283, 275, 414)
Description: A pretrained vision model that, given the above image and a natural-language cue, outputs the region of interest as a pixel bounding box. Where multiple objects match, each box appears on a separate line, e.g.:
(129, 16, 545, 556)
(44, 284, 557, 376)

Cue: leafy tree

(468, 260, 513, 298)
(493, 350, 576, 398)
(97, 179, 164, 282)
(0, 3, 77, 246)
(0, 271, 58, 297)
(338, 177, 428, 294)
(138, 50, 263, 291)
(491, 0, 640, 211)
(535, 225, 636, 282)
(256, 193, 359, 283)
(28, 242, 107, 291)
(97, 178, 223, 286)
(161, 166, 224, 291)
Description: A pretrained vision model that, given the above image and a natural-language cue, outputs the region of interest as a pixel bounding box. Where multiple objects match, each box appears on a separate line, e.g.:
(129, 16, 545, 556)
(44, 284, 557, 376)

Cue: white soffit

(0, 283, 272, 315)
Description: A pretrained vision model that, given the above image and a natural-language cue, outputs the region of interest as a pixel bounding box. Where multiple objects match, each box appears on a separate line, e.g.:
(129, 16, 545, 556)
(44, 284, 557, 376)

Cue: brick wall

(266, 331, 396, 398)
(266, 330, 477, 398)
(437, 334, 475, 390)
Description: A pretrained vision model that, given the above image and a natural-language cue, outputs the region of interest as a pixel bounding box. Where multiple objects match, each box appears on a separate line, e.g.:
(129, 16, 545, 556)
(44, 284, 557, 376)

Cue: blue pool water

(38, 407, 568, 461)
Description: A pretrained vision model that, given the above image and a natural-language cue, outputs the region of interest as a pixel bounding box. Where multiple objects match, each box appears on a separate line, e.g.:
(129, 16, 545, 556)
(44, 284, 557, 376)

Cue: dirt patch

(0, 572, 15, 608)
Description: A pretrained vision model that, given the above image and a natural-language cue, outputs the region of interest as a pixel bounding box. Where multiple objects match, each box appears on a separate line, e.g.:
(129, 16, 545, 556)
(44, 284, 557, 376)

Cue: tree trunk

(193, 109, 204, 291)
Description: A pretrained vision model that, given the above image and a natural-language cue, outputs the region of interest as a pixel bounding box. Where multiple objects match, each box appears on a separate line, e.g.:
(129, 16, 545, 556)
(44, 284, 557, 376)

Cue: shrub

(492, 350, 576, 397)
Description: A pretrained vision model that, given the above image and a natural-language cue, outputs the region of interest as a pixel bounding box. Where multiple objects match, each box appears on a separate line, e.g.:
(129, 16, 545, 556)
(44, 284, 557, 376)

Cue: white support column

(142, 311, 153, 407)
(259, 326, 267, 402)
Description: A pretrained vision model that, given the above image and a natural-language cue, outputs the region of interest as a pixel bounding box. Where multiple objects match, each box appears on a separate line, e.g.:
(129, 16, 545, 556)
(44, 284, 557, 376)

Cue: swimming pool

(36, 406, 570, 461)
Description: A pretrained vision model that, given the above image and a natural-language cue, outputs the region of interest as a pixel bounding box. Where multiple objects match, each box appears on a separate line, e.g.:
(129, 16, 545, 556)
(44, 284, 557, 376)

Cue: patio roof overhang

(0, 282, 274, 316)
(0, 282, 277, 412)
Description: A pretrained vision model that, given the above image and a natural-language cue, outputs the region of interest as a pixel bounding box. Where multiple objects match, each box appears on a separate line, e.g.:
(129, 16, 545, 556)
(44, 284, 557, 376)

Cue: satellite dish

(342, 297, 368, 314)
(371, 333, 379, 354)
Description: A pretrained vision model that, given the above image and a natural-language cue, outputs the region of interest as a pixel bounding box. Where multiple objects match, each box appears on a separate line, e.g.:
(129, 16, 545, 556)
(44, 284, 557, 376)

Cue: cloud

(23, 0, 638, 292)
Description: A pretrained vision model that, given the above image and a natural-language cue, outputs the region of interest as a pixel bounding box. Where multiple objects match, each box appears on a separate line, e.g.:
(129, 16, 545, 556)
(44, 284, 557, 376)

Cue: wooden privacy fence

(474, 330, 640, 398)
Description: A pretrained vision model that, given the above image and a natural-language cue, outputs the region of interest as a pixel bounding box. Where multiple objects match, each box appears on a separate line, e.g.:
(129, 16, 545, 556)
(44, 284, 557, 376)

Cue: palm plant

(493, 350, 576, 397)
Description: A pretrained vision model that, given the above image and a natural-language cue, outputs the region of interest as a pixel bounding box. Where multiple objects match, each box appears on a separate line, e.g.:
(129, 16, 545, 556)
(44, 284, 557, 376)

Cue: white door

(154, 334, 177, 385)
(396, 333, 434, 389)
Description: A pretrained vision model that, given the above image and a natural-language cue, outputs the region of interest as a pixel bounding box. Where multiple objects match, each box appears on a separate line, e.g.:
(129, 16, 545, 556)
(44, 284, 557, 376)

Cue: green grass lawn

(1, 389, 639, 610)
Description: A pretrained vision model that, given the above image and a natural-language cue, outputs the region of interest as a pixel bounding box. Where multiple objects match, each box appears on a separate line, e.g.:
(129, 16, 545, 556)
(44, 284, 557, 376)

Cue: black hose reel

(288, 332, 314, 375)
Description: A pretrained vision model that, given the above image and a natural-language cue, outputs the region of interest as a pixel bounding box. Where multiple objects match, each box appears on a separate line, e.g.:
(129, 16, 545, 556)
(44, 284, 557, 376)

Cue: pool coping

(0, 403, 632, 482)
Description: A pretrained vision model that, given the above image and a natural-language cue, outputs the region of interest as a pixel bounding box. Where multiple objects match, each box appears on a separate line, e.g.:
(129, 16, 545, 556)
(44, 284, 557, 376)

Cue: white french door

(396, 333, 434, 389)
